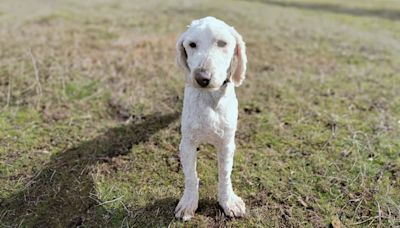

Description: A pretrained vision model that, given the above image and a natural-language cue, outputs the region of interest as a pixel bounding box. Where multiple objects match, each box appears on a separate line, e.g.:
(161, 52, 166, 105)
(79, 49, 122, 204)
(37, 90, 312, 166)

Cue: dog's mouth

(190, 72, 228, 91)
(191, 79, 221, 90)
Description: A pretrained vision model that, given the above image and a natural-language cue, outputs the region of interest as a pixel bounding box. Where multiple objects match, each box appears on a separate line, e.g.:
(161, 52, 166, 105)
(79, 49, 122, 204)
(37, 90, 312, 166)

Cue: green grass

(0, 0, 399, 227)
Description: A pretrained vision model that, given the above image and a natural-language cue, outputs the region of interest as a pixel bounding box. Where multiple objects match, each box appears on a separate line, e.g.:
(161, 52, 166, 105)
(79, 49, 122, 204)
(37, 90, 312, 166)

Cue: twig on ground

(97, 196, 124, 206)
(376, 200, 382, 228)
(29, 48, 42, 108)
(351, 216, 376, 225)
(6, 75, 11, 108)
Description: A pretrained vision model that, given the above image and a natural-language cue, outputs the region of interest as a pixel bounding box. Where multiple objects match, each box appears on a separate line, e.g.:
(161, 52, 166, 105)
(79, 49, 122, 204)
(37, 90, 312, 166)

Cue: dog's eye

(189, 42, 197, 48)
(217, 40, 227, 47)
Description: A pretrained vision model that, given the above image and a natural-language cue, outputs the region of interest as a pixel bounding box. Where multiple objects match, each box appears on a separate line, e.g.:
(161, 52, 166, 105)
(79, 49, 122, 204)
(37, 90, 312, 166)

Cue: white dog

(175, 17, 247, 221)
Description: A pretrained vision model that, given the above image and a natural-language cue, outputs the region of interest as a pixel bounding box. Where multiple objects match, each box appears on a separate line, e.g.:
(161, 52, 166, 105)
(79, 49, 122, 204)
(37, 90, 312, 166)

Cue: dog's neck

(186, 81, 235, 110)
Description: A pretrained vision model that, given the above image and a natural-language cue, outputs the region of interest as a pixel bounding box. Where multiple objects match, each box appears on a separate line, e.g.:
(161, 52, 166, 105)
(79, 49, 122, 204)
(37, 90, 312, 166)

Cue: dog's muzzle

(194, 68, 211, 87)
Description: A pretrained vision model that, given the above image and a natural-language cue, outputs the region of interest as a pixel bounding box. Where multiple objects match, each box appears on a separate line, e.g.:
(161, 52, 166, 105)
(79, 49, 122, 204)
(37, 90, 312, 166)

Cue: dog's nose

(194, 68, 211, 87)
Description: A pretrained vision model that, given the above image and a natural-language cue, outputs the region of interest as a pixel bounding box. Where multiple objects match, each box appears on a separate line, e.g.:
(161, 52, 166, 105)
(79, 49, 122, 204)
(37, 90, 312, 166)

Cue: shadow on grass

(0, 112, 179, 227)
(255, 0, 400, 21)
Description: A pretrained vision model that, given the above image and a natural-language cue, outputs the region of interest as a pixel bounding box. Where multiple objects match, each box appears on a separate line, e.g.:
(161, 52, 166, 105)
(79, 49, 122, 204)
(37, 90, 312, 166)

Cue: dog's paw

(175, 192, 198, 221)
(219, 193, 246, 217)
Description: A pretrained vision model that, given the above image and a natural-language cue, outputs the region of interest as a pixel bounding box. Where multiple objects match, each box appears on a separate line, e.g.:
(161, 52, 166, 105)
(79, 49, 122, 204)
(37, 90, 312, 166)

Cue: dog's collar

(222, 78, 230, 86)
(221, 54, 235, 89)
(221, 65, 232, 89)
(219, 77, 230, 90)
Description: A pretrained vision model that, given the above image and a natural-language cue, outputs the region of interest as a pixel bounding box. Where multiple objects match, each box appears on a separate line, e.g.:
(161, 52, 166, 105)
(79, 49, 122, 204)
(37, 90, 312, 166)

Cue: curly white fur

(175, 17, 247, 221)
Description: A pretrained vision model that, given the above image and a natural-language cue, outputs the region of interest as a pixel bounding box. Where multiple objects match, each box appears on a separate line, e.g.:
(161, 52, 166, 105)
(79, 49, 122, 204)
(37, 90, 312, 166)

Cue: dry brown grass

(1, 0, 399, 227)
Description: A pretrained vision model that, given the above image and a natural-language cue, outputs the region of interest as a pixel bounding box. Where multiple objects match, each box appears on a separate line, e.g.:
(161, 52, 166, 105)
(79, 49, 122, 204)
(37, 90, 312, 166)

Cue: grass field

(1, 0, 399, 227)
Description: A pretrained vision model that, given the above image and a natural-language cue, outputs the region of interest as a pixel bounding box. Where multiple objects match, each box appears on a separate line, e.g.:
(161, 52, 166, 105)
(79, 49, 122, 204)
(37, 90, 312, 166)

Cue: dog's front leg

(218, 139, 246, 217)
(175, 138, 199, 221)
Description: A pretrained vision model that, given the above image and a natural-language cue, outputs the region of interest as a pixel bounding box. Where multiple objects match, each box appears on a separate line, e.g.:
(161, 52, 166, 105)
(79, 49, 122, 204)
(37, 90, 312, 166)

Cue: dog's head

(176, 17, 247, 90)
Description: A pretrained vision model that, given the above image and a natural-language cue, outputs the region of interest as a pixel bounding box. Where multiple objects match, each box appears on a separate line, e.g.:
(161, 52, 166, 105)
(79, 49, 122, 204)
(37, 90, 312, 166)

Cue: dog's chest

(181, 87, 238, 144)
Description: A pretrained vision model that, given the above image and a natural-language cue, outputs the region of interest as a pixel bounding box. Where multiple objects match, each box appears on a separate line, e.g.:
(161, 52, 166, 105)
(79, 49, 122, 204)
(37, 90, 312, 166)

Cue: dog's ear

(229, 27, 247, 87)
(176, 32, 190, 73)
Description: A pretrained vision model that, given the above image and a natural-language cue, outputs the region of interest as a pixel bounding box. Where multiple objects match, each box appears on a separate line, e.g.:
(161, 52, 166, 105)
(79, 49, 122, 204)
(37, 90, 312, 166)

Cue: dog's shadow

(1, 112, 180, 227)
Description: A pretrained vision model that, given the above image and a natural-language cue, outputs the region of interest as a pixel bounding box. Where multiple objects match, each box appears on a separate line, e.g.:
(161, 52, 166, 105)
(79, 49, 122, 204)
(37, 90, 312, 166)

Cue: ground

(0, 0, 399, 227)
